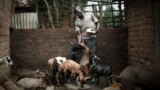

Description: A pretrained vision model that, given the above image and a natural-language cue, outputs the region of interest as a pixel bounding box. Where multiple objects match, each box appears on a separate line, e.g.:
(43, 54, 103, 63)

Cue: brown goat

(79, 43, 91, 77)
(62, 59, 86, 87)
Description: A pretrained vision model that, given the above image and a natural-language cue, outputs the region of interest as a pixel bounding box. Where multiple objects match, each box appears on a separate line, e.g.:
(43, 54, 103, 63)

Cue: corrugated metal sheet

(12, 13, 38, 29)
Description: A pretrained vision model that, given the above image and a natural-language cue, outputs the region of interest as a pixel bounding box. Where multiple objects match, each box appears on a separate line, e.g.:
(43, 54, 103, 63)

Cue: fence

(12, 13, 38, 29)
(11, 0, 125, 29)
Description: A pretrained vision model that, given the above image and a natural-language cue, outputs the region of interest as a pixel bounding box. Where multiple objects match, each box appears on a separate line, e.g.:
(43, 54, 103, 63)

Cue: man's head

(74, 6, 83, 18)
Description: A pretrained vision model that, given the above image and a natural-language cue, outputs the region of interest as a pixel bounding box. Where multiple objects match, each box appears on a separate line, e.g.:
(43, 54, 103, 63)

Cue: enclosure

(0, 0, 160, 90)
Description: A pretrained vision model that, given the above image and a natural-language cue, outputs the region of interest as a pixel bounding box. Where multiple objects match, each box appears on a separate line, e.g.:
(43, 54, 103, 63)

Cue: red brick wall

(10, 28, 128, 74)
(0, 0, 12, 57)
(97, 28, 128, 74)
(126, 0, 155, 66)
(10, 29, 77, 70)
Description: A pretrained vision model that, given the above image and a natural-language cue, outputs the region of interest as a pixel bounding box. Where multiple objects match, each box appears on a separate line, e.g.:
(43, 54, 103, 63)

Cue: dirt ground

(8, 68, 107, 90)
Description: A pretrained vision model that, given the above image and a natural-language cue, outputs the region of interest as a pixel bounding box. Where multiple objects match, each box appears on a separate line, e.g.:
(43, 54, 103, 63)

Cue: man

(74, 6, 100, 63)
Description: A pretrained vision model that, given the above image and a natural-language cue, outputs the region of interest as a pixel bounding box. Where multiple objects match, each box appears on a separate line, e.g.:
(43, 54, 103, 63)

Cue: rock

(16, 77, 46, 89)
(46, 85, 55, 90)
(4, 80, 22, 90)
(16, 69, 46, 79)
(79, 84, 91, 90)
(0, 86, 5, 90)
(0, 64, 11, 83)
(65, 84, 91, 90)
(102, 87, 120, 90)
(65, 84, 79, 90)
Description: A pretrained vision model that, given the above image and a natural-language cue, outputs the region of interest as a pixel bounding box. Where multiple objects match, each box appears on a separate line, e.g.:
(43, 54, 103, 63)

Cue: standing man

(74, 5, 100, 63)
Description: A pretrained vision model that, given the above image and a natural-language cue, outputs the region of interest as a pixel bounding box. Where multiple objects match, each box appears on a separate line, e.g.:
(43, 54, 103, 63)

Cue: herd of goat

(0, 42, 160, 90)
(47, 42, 113, 88)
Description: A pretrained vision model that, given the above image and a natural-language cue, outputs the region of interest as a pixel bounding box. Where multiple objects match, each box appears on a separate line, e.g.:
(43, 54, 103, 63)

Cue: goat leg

(76, 76, 81, 87)
(56, 72, 60, 86)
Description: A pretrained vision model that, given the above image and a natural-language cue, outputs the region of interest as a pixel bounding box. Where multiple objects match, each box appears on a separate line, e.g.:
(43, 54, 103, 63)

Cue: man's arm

(75, 25, 82, 44)
(91, 13, 100, 32)
(95, 22, 100, 32)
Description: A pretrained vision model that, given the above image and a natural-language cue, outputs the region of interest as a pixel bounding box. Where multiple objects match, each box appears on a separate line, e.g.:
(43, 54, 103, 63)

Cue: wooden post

(70, 0, 74, 27)
(118, 0, 123, 27)
(111, 3, 115, 28)
(44, 0, 55, 30)
(92, 4, 98, 18)
(53, 0, 59, 27)
(36, 0, 39, 28)
(98, 0, 103, 26)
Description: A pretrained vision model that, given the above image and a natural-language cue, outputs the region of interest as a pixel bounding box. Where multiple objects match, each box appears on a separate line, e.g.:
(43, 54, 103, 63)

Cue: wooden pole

(36, 0, 39, 28)
(44, 0, 55, 30)
(53, 0, 59, 27)
(111, 3, 115, 28)
(118, 0, 123, 27)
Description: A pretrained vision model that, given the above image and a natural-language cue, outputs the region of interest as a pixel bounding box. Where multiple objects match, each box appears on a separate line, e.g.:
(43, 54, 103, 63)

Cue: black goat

(66, 42, 83, 62)
(90, 64, 112, 86)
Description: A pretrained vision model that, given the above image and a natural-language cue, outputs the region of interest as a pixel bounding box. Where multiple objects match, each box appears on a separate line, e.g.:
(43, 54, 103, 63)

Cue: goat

(66, 42, 83, 62)
(62, 59, 86, 87)
(0, 56, 13, 66)
(111, 65, 160, 90)
(91, 64, 112, 85)
(67, 42, 91, 80)
(79, 43, 91, 77)
(0, 56, 13, 84)
(47, 56, 65, 86)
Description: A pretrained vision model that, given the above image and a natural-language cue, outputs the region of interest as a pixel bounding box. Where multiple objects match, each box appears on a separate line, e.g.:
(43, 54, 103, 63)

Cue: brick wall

(10, 29, 128, 74)
(97, 28, 128, 74)
(126, 0, 155, 66)
(10, 29, 77, 70)
(0, 0, 12, 58)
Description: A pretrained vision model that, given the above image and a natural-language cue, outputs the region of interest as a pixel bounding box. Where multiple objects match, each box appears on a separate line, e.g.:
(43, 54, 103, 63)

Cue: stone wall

(126, 0, 155, 66)
(0, 0, 12, 57)
(10, 28, 128, 74)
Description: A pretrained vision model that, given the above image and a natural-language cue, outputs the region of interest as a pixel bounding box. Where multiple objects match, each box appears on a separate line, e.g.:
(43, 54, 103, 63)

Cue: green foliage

(103, 5, 121, 28)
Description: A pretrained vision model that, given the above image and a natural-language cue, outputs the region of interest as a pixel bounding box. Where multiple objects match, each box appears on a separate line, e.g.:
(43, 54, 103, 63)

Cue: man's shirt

(75, 12, 98, 39)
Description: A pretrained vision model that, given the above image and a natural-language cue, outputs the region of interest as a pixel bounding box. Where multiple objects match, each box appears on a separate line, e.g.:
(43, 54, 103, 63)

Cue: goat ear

(70, 41, 74, 44)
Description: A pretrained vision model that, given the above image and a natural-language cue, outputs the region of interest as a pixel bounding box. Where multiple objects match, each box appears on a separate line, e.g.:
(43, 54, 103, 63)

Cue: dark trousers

(83, 37, 96, 57)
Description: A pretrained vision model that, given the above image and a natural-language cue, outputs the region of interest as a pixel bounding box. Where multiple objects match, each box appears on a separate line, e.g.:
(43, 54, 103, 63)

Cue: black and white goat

(0, 56, 13, 83)
(0, 56, 13, 66)
(48, 56, 66, 86)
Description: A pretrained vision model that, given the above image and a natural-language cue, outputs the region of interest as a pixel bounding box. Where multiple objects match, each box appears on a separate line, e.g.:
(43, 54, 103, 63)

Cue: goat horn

(84, 76, 91, 81)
